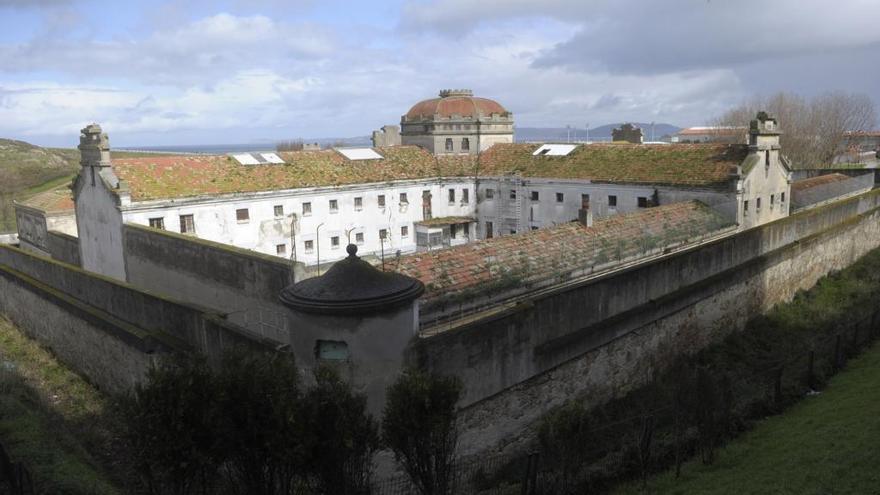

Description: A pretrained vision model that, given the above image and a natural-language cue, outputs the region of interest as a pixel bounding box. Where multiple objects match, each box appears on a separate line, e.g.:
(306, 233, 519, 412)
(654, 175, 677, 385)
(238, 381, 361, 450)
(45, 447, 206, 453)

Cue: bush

(215, 349, 303, 494)
(301, 366, 378, 494)
(382, 369, 462, 495)
(119, 356, 220, 495)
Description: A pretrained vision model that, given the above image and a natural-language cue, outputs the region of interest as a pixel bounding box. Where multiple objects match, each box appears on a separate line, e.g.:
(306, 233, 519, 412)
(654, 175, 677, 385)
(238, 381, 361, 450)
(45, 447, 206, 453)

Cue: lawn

(0, 316, 122, 494)
(617, 340, 880, 495)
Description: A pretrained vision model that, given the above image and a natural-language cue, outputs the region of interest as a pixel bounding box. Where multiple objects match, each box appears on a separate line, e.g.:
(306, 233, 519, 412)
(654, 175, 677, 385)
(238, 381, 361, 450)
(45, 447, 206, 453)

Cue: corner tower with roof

(736, 111, 792, 229)
(400, 89, 514, 155)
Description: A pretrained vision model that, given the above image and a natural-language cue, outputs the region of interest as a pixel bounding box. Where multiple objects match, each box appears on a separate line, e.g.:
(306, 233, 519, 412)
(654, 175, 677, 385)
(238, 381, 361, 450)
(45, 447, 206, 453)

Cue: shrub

(382, 369, 462, 495)
(214, 349, 303, 494)
(301, 366, 378, 494)
(119, 356, 220, 495)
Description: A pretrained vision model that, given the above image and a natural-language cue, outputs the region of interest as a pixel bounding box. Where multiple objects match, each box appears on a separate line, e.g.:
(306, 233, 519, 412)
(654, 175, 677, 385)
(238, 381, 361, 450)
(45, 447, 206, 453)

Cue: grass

(0, 316, 122, 494)
(617, 339, 880, 494)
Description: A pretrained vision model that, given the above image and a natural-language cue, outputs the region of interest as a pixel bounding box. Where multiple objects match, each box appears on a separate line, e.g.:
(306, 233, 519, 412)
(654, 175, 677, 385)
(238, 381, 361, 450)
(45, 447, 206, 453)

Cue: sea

(117, 138, 373, 155)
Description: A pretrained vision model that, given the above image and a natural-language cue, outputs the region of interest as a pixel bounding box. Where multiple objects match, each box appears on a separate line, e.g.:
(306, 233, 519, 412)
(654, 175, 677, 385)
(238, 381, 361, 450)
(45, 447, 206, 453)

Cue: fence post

(807, 350, 815, 390)
(774, 366, 784, 405)
(521, 451, 539, 495)
(834, 334, 842, 371)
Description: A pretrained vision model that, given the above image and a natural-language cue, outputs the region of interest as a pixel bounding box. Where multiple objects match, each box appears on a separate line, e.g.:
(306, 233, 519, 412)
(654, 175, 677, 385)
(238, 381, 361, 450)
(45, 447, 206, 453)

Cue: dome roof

(279, 244, 424, 315)
(405, 89, 509, 120)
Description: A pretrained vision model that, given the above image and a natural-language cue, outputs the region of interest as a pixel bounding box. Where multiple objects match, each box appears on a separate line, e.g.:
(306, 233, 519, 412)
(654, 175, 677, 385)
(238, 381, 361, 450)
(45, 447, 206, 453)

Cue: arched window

(461, 138, 470, 151)
(445, 138, 453, 152)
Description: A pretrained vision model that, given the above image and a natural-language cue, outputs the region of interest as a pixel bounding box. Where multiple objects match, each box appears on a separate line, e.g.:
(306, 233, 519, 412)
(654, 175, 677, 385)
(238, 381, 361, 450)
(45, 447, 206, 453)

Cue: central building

(400, 89, 514, 155)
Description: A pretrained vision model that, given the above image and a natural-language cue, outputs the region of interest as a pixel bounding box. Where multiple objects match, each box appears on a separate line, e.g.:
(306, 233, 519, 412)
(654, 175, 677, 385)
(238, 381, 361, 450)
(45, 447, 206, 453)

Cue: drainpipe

(316, 222, 324, 275)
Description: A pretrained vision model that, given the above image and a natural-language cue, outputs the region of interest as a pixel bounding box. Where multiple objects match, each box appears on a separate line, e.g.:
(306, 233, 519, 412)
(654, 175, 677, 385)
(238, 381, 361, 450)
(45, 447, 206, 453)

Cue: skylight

(231, 152, 286, 165)
(337, 147, 384, 161)
(533, 144, 577, 157)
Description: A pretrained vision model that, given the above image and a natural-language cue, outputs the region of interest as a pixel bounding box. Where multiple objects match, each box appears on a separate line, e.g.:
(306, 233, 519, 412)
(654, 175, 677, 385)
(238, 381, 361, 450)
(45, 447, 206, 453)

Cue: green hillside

(617, 340, 880, 495)
(0, 139, 79, 232)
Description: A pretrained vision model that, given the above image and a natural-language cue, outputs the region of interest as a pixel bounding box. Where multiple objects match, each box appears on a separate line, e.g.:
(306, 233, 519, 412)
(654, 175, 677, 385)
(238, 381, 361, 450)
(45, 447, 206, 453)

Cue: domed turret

(400, 89, 514, 155)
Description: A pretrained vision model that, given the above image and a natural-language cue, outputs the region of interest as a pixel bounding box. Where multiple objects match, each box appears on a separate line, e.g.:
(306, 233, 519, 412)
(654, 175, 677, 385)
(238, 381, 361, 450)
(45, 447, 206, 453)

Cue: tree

(714, 91, 876, 167)
(215, 348, 304, 495)
(119, 356, 221, 495)
(382, 369, 463, 495)
(301, 366, 379, 494)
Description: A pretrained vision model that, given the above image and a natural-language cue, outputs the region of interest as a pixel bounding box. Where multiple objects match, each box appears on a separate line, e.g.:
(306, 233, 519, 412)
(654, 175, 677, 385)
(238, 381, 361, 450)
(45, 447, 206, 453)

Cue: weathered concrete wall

(122, 223, 294, 342)
(792, 172, 874, 211)
(0, 263, 178, 393)
(418, 190, 880, 455)
(74, 171, 127, 281)
(47, 230, 80, 266)
(0, 244, 277, 362)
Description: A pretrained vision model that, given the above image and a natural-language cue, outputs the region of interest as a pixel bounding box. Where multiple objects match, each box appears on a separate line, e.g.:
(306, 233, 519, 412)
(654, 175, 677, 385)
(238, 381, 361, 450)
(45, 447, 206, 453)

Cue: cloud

(0, 13, 335, 86)
(0, 0, 70, 8)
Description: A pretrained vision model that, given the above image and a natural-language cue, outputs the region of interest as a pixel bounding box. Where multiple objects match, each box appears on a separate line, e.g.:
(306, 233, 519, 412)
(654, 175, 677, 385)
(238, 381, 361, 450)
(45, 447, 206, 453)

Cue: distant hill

(515, 123, 681, 143)
(0, 139, 79, 232)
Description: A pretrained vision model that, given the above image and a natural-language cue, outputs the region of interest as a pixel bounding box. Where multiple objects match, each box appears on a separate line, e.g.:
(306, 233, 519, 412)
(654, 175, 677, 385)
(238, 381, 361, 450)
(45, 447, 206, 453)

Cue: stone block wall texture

(47, 230, 81, 266)
(122, 223, 294, 343)
(0, 244, 277, 364)
(0, 263, 173, 393)
(425, 190, 880, 456)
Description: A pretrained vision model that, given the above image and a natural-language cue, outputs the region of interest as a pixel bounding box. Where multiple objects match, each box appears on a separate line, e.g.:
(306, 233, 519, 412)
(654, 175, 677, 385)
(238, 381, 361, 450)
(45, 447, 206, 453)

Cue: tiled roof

(109, 142, 746, 202)
(17, 186, 74, 213)
(791, 173, 852, 193)
(112, 146, 474, 201)
(405, 96, 508, 120)
(392, 201, 732, 300)
(475, 143, 746, 189)
(416, 216, 476, 227)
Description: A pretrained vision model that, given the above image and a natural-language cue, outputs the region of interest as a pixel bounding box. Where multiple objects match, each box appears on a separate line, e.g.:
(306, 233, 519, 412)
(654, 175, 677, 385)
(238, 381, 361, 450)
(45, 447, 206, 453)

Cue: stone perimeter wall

(443, 189, 880, 457)
(0, 245, 278, 369)
(0, 262, 178, 393)
(122, 223, 295, 342)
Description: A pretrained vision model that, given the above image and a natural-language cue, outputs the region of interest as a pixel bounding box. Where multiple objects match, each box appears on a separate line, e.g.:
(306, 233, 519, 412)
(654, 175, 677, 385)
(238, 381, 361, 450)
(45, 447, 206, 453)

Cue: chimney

(78, 123, 111, 169)
(578, 197, 593, 227)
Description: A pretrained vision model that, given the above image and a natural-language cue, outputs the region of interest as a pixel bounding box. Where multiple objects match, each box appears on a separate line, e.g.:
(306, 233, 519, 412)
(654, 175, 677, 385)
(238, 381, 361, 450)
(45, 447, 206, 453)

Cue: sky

(0, 0, 878, 147)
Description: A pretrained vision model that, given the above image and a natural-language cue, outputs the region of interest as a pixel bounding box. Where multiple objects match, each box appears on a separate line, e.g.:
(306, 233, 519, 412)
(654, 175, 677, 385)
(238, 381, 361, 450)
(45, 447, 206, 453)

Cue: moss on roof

(415, 216, 476, 226)
(112, 146, 475, 202)
(476, 143, 746, 189)
(16, 185, 74, 213)
(110, 142, 747, 202)
(393, 201, 733, 300)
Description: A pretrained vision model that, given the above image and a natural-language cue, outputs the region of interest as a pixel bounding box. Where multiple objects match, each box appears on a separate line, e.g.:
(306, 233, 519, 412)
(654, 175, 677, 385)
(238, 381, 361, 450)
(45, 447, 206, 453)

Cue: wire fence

(376, 307, 880, 495)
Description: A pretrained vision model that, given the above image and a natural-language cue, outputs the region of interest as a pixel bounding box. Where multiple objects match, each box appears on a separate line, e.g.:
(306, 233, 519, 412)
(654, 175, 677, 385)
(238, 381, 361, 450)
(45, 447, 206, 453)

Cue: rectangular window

(302, 202, 312, 216)
(274, 205, 284, 217)
(756, 197, 762, 211)
(355, 232, 364, 244)
(304, 240, 314, 253)
(510, 189, 516, 200)
(331, 236, 340, 248)
(509, 229, 517, 235)
(448, 188, 456, 203)
(637, 197, 648, 208)
(781, 192, 786, 203)
(462, 189, 469, 204)
(485, 221, 494, 238)
(463, 223, 470, 237)
(485, 189, 495, 199)
(354, 197, 363, 210)
(378, 194, 386, 208)
(450, 224, 457, 239)
(770, 194, 775, 205)
(236, 208, 249, 223)
(445, 138, 453, 152)
(276, 244, 286, 255)
(148, 217, 165, 230)
(608, 195, 618, 207)
(531, 191, 540, 201)
(379, 229, 388, 240)
(556, 192, 564, 203)
(401, 226, 409, 237)
(316, 340, 349, 361)
(744, 200, 749, 215)
(400, 192, 408, 204)
(329, 199, 338, 213)
(179, 214, 194, 234)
